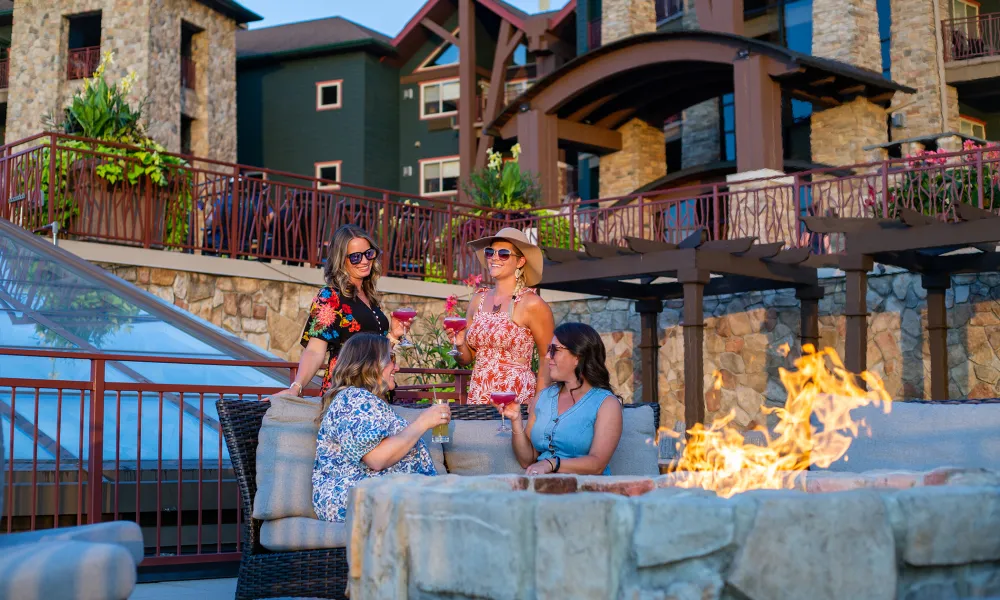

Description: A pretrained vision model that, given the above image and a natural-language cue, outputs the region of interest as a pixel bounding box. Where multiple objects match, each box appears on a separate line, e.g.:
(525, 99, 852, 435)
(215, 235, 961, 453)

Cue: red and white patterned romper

(465, 287, 538, 406)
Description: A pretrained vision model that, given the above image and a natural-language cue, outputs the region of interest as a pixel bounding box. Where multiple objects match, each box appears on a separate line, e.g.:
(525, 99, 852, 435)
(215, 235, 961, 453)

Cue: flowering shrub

(868, 140, 1000, 220)
(463, 144, 540, 211)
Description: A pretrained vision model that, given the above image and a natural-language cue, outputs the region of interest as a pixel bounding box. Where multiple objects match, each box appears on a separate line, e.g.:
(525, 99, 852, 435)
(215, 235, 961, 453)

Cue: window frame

(316, 79, 343, 111)
(419, 78, 460, 120)
(960, 115, 987, 139)
(315, 160, 343, 190)
(419, 156, 460, 197)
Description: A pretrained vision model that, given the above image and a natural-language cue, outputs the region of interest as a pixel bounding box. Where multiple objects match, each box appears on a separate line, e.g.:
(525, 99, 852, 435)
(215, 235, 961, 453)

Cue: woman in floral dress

(312, 333, 448, 522)
(448, 228, 554, 406)
(275, 224, 407, 398)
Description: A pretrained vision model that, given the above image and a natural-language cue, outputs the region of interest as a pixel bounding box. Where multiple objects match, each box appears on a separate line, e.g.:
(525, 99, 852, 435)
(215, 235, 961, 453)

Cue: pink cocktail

(443, 316, 468, 357)
(490, 391, 518, 432)
(391, 306, 417, 347)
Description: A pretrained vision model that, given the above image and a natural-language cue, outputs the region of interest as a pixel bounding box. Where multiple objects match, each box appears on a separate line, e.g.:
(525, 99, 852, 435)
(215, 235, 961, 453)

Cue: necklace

(491, 289, 517, 313)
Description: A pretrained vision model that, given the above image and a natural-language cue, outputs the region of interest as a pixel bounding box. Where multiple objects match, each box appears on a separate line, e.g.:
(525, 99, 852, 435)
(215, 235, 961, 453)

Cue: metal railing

(0, 347, 471, 566)
(1, 133, 999, 283)
(0, 51, 8, 89)
(181, 56, 196, 90)
(67, 46, 101, 80)
(942, 13, 1000, 61)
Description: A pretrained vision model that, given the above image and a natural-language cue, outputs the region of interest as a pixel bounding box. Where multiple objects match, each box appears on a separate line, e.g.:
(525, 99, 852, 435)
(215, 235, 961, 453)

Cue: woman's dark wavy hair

(553, 322, 621, 401)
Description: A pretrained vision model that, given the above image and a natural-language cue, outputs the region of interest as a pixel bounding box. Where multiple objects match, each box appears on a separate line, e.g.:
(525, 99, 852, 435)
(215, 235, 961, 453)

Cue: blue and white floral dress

(312, 386, 437, 522)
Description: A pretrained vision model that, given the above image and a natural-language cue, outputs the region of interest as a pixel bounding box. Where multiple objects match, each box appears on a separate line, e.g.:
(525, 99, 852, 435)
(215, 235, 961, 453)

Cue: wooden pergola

(537, 230, 824, 428)
(805, 205, 1000, 399)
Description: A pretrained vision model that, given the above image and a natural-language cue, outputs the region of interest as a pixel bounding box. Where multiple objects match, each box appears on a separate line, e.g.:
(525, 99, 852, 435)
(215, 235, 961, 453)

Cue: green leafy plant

(462, 144, 541, 211)
(40, 51, 192, 246)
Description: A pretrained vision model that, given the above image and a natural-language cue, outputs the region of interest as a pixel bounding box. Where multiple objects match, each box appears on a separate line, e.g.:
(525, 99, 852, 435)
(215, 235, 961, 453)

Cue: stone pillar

(810, 0, 888, 166)
(922, 273, 950, 400)
(843, 255, 874, 377)
(725, 169, 798, 245)
(680, 268, 709, 430)
(598, 0, 665, 199)
(889, 0, 960, 141)
(635, 299, 663, 406)
(682, 99, 721, 169)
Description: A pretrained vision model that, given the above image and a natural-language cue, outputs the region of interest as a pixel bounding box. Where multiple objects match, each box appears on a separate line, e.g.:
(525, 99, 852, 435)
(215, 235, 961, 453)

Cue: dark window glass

(320, 84, 340, 107)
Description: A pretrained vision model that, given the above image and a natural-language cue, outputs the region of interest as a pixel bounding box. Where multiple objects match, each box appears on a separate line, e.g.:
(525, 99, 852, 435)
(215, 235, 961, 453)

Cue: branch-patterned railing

(0, 133, 998, 283)
(942, 13, 1000, 61)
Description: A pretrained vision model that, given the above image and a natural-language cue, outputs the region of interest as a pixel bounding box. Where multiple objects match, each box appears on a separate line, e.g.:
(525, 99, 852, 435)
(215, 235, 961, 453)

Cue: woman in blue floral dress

(275, 224, 407, 398)
(312, 333, 449, 522)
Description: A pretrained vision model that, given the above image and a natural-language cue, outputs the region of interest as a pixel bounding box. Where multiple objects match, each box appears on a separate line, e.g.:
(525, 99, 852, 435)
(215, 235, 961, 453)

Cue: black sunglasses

(347, 248, 379, 265)
(484, 248, 520, 260)
(547, 344, 569, 359)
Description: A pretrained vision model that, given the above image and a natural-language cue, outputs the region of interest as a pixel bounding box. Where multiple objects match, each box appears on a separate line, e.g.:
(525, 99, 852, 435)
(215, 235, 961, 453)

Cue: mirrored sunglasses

(347, 248, 379, 265)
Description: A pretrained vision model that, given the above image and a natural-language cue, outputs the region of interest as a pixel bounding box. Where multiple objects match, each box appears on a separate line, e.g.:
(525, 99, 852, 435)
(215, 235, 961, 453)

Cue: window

(315, 161, 342, 189)
(181, 22, 200, 90)
(181, 116, 193, 155)
(420, 157, 460, 196)
(877, 0, 891, 78)
(960, 115, 986, 139)
(720, 94, 736, 161)
(316, 80, 342, 110)
(782, 0, 812, 55)
(420, 79, 459, 118)
(512, 43, 528, 66)
(67, 13, 102, 80)
(953, 0, 980, 37)
(504, 79, 532, 105)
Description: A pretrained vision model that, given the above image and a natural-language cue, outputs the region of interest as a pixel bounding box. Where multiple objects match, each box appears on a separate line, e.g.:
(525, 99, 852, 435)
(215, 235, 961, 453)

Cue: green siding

(363, 55, 401, 191)
(237, 52, 376, 186)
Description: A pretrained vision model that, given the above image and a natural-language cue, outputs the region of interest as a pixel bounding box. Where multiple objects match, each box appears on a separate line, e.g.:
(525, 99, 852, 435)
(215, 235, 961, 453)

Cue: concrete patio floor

(130, 577, 237, 599)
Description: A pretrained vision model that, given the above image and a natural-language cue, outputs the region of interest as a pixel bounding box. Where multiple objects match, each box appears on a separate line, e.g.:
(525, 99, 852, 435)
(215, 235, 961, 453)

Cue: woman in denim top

(499, 322, 623, 476)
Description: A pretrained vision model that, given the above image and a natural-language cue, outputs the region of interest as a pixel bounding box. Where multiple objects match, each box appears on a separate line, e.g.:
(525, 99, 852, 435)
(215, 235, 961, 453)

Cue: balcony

(656, 0, 684, 22)
(181, 55, 196, 90)
(67, 46, 101, 80)
(943, 13, 1000, 62)
(0, 48, 8, 89)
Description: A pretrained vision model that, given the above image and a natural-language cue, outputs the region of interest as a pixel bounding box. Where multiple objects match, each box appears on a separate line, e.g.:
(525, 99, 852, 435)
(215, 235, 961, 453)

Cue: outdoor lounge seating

(216, 396, 660, 600)
(0, 426, 144, 600)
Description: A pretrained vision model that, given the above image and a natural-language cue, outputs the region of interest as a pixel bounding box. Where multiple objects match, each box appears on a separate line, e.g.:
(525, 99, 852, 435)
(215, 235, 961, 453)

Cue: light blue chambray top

(530, 385, 616, 475)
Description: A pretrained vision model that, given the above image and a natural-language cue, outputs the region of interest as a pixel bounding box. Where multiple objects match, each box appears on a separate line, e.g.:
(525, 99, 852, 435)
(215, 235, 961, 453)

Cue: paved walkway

(130, 578, 236, 599)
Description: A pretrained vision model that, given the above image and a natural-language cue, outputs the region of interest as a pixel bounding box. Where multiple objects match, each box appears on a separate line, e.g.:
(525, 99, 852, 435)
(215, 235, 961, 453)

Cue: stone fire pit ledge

(346, 470, 1000, 600)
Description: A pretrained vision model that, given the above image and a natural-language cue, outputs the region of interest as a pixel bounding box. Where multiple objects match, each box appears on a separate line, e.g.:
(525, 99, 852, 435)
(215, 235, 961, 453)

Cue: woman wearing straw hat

(447, 228, 555, 406)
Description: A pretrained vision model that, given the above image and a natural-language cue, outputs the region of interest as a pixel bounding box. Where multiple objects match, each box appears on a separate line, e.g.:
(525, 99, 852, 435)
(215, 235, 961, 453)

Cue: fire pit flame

(666, 344, 893, 498)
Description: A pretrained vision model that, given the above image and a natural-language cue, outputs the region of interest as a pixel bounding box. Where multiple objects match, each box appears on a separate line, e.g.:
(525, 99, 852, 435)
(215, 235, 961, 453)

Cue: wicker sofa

(0, 421, 145, 600)
(217, 397, 660, 600)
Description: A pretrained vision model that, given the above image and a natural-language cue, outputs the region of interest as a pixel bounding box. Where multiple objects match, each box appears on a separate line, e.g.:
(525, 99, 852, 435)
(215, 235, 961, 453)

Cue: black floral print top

(300, 286, 389, 394)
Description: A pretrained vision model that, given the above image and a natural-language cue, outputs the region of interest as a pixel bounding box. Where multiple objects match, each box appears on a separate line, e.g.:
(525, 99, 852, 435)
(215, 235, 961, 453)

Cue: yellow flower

(511, 143, 522, 159)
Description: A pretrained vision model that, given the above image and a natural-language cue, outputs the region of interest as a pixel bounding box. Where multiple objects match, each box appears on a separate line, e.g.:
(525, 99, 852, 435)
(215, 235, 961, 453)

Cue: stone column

(635, 299, 663, 406)
(598, 0, 666, 200)
(725, 169, 798, 245)
(681, 99, 721, 170)
(889, 0, 960, 141)
(810, 0, 888, 166)
(922, 273, 950, 400)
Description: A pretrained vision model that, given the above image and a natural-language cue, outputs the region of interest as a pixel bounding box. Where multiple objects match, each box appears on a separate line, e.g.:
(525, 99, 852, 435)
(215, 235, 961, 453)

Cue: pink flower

(463, 274, 484, 289)
(444, 294, 459, 316)
(315, 304, 338, 327)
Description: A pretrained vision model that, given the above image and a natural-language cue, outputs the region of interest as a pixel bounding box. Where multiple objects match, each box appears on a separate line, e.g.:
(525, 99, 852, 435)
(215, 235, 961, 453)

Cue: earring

(515, 267, 524, 280)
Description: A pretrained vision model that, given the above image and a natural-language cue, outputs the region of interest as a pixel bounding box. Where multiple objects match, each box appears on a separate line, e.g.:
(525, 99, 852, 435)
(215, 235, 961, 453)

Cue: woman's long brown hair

(316, 333, 393, 422)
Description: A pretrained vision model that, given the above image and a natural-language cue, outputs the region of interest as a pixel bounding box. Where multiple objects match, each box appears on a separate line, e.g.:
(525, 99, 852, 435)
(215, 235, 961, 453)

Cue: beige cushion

(253, 394, 323, 521)
(0, 540, 137, 600)
(259, 517, 348, 551)
(609, 405, 659, 476)
(392, 406, 447, 474)
(443, 419, 524, 475)
(0, 521, 144, 566)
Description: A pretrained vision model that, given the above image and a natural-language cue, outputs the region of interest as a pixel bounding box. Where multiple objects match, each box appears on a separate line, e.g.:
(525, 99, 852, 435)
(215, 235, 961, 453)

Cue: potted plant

(41, 51, 192, 248)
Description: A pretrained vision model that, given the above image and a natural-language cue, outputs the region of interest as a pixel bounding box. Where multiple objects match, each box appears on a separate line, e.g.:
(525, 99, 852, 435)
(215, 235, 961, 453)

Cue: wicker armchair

(216, 399, 660, 600)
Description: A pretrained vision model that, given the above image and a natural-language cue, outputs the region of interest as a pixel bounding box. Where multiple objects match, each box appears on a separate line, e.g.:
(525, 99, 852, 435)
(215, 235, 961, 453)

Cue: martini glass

(442, 316, 468, 357)
(490, 391, 518, 433)
(391, 306, 417, 348)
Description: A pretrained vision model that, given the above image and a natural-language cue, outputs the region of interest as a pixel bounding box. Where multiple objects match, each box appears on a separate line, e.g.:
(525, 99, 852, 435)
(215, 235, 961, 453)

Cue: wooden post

(515, 109, 559, 205)
(635, 299, 663, 406)
(458, 0, 477, 198)
(842, 255, 873, 376)
(922, 273, 950, 400)
(796, 285, 824, 352)
(680, 269, 710, 430)
(733, 54, 783, 173)
(476, 20, 524, 169)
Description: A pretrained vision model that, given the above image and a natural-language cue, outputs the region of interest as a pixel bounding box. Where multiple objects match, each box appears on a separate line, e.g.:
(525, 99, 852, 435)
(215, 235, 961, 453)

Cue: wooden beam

(420, 18, 459, 47)
(923, 273, 950, 400)
(458, 0, 477, 198)
(700, 237, 757, 254)
(583, 242, 636, 258)
(538, 278, 656, 300)
(740, 242, 783, 259)
(734, 54, 783, 172)
(694, 0, 744, 34)
(694, 250, 818, 286)
(956, 202, 999, 221)
(635, 300, 663, 406)
(796, 286, 824, 352)
(542, 246, 592, 263)
(681, 269, 710, 430)
(847, 217, 1000, 255)
(837, 84, 867, 97)
(767, 246, 812, 265)
(516, 109, 560, 205)
(807, 76, 836, 87)
(678, 228, 707, 249)
(802, 216, 900, 234)
(541, 248, 697, 285)
(625, 237, 678, 254)
(556, 119, 622, 152)
(842, 255, 873, 377)
(898, 207, 938, 227)
(476, 19, 523, 168)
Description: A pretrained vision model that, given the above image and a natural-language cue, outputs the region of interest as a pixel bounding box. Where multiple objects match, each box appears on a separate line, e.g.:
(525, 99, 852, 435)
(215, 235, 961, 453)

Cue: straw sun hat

(468, 227, 544, 287)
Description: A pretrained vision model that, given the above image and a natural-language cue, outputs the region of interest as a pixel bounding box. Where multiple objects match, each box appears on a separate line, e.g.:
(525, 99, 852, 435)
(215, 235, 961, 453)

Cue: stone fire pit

(347, 469, 1000, 600)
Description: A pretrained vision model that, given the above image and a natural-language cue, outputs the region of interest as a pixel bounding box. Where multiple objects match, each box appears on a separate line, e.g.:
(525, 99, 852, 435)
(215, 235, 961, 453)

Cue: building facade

(236, 0, 1000, 205)
(3, 0, 259, 161)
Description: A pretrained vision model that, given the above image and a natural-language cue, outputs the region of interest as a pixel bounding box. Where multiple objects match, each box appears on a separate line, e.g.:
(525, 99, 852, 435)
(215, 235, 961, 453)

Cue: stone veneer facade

(5, 0, 238, 161)
(97, 262, 1000, 434)
(810, 0, 888, 165)
(599, 0, 666, 198)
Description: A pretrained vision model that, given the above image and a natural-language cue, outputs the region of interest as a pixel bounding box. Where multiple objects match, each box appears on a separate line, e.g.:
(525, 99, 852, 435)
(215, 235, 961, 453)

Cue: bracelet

(553, 456, 561, 473)
(545, 458, 555, 472)
(289, 381, 302, 396)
